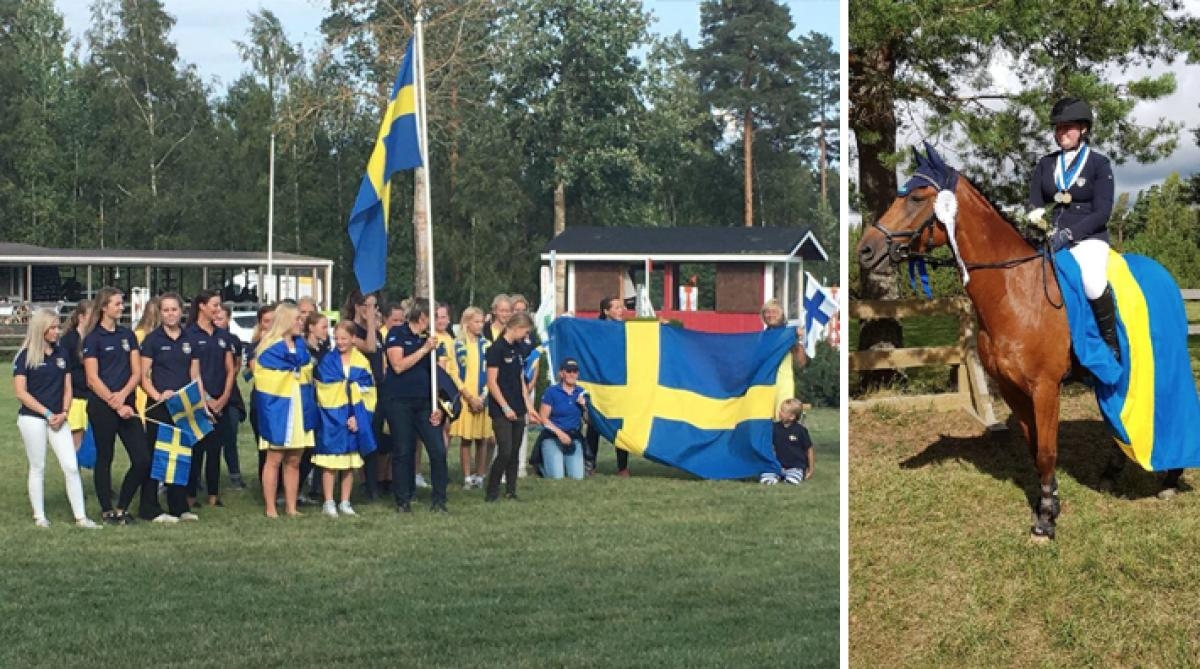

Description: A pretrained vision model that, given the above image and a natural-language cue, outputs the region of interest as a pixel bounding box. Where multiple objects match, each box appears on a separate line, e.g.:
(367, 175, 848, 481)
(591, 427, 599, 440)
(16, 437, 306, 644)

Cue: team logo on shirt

(182, 342, 192, 355)
(1077, 177, 1087, 187)
(504, 356, 514, 364)
(789, 435, 798, 441)
(218, 338, 227, 349)
(55, 357, 66, 369)
(121, 339, 130, 352)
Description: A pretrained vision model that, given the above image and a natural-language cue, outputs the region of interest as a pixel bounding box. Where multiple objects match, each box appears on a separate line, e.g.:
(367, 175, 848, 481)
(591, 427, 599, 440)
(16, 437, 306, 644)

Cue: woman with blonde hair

(59, 300, 92, 448)
(484, 294, 512, 343)
(760, 298, 807, 420)
(253, 302, 318, 517)
(451, 306, 492, 489)
(13, 309, 100, 528)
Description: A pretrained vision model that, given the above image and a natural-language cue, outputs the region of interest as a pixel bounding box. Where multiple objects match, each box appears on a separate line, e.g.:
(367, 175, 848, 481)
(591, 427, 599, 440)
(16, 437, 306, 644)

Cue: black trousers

(382, 396, 448, 506)
(145, 404, 190, 516)
(585, 424, 627, 471)
(188, 421, 223, 498)
(487, 416, 525, 499)
(88, 397, 160, 518)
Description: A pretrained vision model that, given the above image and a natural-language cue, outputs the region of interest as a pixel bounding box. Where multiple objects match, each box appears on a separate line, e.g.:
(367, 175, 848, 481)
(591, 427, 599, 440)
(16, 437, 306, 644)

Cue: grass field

(851, 382, 1200, 667)
(0, 379, 839, 668)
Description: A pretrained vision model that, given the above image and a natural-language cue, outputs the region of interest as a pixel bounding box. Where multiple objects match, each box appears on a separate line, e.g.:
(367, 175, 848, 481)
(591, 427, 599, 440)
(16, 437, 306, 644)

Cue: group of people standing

(13, 287, 616, 527)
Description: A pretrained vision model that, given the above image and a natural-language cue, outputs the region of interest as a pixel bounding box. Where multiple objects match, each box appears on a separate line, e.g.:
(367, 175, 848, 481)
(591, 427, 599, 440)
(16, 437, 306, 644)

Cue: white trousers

(17, 415, 88, 521)
(1070, 238, 1110, 300)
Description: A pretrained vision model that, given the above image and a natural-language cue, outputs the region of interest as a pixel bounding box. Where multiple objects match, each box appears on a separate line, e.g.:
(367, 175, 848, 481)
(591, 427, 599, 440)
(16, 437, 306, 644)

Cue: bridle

(867, 178, 1063, 308)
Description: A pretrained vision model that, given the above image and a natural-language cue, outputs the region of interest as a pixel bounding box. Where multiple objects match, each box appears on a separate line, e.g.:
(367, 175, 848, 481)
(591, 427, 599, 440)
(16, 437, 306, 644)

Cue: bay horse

(856, 146, 1182, 542)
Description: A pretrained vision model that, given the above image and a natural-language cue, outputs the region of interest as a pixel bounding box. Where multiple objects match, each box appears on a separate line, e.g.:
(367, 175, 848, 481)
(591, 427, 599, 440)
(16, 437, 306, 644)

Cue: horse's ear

(923, 141, 944, 171)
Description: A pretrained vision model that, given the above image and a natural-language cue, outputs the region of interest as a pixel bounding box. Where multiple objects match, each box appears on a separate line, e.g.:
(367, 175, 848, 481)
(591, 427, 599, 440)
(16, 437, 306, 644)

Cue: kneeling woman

(253, 303, 317, 518)
(535, 358, 588, 480)
(314, 321, 378, 518)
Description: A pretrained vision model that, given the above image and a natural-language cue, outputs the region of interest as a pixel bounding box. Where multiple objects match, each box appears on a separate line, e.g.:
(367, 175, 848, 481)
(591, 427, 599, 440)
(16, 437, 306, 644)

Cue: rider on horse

(1028, 97, 1119, 359)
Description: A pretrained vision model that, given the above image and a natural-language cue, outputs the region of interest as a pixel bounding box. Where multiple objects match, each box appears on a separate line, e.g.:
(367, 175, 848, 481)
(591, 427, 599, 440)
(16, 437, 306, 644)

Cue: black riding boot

(1089, 286, 1120, 361)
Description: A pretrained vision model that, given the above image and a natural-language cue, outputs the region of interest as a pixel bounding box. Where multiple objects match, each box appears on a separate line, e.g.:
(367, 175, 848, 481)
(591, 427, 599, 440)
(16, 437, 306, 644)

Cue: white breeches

(1069, 238, 1110, 300)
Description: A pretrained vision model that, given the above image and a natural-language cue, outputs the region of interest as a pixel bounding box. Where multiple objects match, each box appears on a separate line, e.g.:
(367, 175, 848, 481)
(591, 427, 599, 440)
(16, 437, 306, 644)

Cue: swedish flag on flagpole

(151, 424, 193, 486)
(165, 380, 214, 443)
(346, 38, 423, 294)
(550, 319, 798, 479)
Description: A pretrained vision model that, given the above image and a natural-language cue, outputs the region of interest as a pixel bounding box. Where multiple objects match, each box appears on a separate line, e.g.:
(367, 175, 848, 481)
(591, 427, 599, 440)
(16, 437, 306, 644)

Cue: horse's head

(857, 143, 962, 271)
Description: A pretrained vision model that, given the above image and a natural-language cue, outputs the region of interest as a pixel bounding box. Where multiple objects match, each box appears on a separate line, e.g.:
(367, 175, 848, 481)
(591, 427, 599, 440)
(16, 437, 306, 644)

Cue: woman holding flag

(139, 293, 197, 521)
(314, 320, 377, 518)
(185, 290, 236, 509)
(254, 302, 318, 518)
(82, 287, 164, 525)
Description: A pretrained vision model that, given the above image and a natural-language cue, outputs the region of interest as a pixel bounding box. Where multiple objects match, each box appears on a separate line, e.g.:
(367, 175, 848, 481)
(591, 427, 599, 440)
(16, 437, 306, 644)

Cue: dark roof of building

(0, 243, 332, 267)
(541, 226, 827, 261)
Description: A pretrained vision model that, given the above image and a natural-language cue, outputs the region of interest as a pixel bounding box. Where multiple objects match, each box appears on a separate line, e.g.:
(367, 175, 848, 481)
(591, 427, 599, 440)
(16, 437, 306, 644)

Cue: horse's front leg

(1030, 383, 1062, 542)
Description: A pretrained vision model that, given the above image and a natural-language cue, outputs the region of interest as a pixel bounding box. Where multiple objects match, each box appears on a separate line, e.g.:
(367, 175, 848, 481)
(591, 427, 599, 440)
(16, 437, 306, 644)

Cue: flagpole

(415, 12, 437, 413)
(267, 132, 275, 301)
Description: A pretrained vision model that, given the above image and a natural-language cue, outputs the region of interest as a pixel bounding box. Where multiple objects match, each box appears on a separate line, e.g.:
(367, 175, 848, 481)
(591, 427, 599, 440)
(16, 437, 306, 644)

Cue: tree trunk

(553, 158, 567, 314)
(850, 42, 903, 389)
(743, 106, 754, 227)
(292, 143, 301, 251)
(449, 83, 459, 197)
(413, 168, 430, 298)
(818, 117, 828, 209)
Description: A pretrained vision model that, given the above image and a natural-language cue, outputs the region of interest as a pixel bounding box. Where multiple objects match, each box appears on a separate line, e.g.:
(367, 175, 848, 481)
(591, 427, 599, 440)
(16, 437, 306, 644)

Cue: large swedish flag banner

(549, 319, 797, 479)
(1057, 249, 1200, 470)
(346, 38, 423, 294)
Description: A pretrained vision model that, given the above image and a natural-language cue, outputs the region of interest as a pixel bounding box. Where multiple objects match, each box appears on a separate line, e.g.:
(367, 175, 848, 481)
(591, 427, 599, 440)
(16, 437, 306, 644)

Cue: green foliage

(1124, 173, 1200, 287)
(797, 341, 839, 407)
(851, 0, 1200, 215)
(0, 0, 837, 314)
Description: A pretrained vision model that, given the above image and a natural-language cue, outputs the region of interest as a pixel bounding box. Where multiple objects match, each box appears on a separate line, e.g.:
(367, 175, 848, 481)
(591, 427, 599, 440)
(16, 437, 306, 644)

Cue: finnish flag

(803, 273, 838, 357)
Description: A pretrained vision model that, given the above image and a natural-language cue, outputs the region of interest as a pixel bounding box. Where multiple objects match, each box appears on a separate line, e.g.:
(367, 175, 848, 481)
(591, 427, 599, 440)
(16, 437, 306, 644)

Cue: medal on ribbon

(1054, 144, 1089, 205)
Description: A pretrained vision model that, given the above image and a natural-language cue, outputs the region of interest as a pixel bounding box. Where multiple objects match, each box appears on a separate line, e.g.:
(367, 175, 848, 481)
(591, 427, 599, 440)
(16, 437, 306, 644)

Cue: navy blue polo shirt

(140, 326, 191, 393)
(81, 324, 138, 394)
(185, 323, 232, 399)
(352, 321, 385, 382)
(381, 323, 434, 399)
(540, 383, 585, 433)
(59, 328, 91, 400)
(486, 337, 526, 419)
(773, 421, 812, 471)
(13, 345, 69, 417)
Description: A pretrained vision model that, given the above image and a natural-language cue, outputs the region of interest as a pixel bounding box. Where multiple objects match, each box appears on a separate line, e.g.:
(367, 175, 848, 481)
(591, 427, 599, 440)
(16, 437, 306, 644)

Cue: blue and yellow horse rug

(1057, 249, 1200, 470)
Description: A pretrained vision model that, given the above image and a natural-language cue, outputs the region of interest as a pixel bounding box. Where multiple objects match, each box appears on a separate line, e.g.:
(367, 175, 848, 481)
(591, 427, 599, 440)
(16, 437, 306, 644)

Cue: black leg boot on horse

(1089, 285, 1120, 362)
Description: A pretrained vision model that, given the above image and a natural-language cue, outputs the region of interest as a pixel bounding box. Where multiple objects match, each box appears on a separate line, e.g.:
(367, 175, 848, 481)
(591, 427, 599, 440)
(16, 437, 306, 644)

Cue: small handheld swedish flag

(346, 38, 423, 294)
(165, 380, 214, 443)
(151, 424, 193, 486)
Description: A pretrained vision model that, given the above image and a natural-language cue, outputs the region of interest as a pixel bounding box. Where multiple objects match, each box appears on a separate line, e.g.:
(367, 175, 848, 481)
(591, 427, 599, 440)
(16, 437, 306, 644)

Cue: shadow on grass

(899, 415, 1189, 502)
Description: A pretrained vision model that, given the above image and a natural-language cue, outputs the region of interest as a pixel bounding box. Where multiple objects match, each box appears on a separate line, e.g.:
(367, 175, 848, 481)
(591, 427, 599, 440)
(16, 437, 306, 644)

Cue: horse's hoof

(1157, 488, 1178, 501)
(1029, 533, 1053, 546)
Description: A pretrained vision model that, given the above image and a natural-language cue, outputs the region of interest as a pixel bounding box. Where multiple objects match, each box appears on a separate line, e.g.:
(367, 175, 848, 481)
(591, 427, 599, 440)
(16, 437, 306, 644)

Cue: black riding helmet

(1050, 97, 1093, 129)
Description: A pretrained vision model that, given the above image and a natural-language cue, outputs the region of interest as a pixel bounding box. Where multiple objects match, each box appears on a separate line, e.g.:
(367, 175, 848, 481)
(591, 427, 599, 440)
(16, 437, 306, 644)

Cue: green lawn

(851, 394, 1200, 668)
(0, 380, 839, 668)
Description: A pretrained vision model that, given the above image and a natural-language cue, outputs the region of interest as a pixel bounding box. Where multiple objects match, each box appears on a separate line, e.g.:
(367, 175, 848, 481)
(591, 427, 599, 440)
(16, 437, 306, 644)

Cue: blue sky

(56, 0, 839, 92)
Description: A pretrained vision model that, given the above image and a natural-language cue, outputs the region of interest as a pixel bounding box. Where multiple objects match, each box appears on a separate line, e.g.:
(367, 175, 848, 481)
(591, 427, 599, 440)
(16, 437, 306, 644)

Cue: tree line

(0, 0, 839, 310)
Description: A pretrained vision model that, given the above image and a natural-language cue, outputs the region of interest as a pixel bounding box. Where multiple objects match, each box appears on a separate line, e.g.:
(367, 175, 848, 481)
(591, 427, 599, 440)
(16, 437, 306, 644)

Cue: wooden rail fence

(850, 297, 1004, 430)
